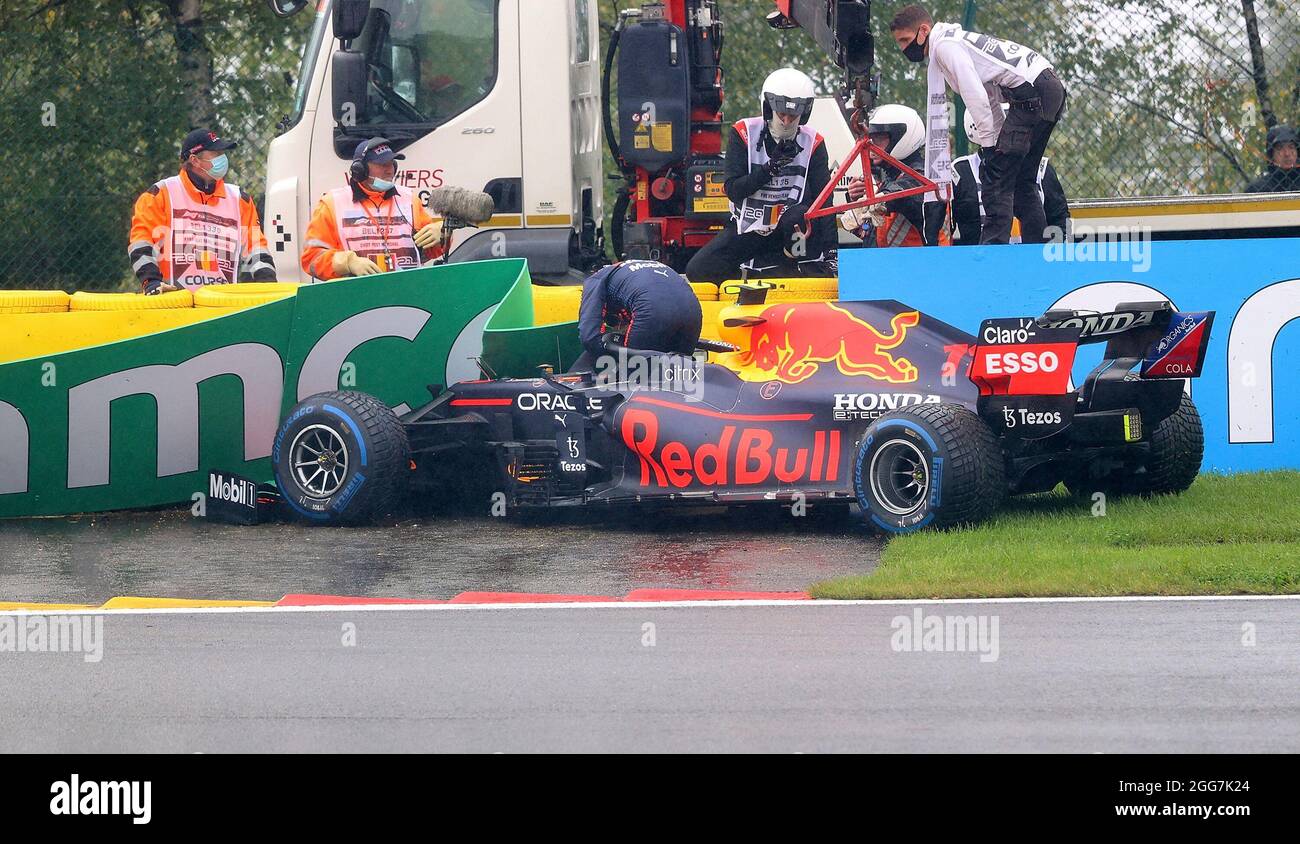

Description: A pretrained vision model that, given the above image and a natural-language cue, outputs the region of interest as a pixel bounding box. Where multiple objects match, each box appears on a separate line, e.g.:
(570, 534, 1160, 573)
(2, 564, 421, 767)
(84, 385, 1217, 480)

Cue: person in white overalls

(889, 4, 1068, 244)
(951, 107, 1071, 245)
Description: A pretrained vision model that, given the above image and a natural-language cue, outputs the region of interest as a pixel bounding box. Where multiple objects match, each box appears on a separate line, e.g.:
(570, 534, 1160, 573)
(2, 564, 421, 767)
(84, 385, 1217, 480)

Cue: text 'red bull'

(621, 408, 841, 488)
(738, 304, 921, 384)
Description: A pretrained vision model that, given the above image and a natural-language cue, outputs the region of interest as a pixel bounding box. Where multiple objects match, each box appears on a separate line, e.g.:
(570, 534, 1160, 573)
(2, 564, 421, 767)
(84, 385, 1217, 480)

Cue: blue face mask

(206, 154, 229, 180)
(369, 176, 395, 193)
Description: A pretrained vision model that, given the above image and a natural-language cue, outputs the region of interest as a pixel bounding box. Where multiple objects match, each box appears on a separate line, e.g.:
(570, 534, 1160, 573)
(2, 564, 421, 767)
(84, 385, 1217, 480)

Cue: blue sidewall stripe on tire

(323, 404, 368, 467)
(857, 418, 940, 533)
(871, 512, 933, 534)
(874, 418, 938, 451)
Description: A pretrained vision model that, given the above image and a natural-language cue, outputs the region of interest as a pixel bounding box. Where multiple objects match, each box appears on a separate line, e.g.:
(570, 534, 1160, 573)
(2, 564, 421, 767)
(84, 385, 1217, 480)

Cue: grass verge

(811, 471, 1300, 599)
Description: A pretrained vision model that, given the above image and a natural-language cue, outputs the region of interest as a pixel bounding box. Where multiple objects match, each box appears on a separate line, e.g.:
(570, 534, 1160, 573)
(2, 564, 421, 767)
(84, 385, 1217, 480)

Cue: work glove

(780, 203, 809, 229)
(780, 205, 812, 260)
(839, 202, 886, 237)
(765, 157, 794, 178)
(332, 250, 381, 277)
(839, 208, 870, 237)
(144, 280, 181, 295)
(413, 220, 443, 249)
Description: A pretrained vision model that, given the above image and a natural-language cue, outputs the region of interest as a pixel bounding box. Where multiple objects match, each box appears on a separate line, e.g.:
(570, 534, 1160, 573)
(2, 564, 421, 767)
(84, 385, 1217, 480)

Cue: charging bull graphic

(735, 303, 920, 384)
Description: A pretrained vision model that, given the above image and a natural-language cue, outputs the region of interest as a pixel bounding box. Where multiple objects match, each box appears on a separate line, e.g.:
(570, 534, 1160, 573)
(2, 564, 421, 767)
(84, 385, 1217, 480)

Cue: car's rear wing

(964, 302, 1215, 443)
(1037, 301, 1215, 381)
(967, 302, 1215, 397)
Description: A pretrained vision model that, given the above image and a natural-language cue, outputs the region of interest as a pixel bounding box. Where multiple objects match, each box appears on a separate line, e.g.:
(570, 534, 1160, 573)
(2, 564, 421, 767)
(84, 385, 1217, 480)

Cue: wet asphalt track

(0, 506, 880, 603)
(1, 598, 1296, 752)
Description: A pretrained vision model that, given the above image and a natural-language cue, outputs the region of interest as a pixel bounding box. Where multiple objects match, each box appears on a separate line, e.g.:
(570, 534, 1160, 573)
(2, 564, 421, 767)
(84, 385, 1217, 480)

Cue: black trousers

(979, 69, 1067, 245)
(684, 224, 834, 283)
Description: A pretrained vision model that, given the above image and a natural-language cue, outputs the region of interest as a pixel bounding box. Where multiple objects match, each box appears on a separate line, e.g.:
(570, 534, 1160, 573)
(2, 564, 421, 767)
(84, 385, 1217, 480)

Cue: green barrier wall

(0, 259, 533, 517)
(482, 275, 584, 378)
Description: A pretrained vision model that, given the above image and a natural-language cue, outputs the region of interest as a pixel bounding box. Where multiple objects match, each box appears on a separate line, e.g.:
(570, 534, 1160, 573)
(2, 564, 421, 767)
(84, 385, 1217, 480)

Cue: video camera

(767, 1, 874, 76)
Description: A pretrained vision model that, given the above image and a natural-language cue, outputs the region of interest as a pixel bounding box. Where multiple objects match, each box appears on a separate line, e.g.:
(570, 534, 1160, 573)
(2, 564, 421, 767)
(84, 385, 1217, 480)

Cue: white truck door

(308, 0, 524, 271)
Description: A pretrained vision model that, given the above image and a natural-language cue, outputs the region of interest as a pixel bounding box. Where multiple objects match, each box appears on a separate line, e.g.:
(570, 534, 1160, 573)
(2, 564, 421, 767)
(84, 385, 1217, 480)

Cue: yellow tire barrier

(0, 309, 229, 365)
(719, 288, 838, 303)
(194, 282, 300, 308)
(718, 277, 840, 298)
(690, 282, 719, 302)
(532, 284, 583, 325)
(69, 289, 194, 311)
(532, 281, 719, 327)
(0, 290, 71, 314)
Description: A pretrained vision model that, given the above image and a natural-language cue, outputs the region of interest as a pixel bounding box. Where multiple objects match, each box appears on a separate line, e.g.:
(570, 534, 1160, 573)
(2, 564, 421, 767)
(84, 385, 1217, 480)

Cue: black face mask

(903, 32, 927, 63)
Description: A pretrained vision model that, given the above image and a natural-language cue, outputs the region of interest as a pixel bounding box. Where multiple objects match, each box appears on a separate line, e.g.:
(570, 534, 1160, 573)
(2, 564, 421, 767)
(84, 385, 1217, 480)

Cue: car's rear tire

(854, 403, 1005, 534)
(272, 391, 410, 525)
(1125, 392, 1203, 495)
(1064, 392, 1203, 499)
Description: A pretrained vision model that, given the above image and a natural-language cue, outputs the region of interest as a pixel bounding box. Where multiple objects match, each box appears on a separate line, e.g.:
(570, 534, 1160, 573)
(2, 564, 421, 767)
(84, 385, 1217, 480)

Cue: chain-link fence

(863, 0, 1300, 199)
(0, 1, 312, 292)
(2, 1, 1297, 291)
(606, 0, 1299, 202)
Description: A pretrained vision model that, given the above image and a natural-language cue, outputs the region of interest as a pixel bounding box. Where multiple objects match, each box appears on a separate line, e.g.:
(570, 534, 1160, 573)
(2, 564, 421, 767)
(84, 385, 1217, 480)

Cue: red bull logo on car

(733, 303, 920, 384)
(619, 403, 842, 489)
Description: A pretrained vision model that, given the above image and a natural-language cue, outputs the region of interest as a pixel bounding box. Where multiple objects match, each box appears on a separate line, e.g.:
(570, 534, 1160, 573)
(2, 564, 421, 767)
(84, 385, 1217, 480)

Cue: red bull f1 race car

(268, 295, 1214, 534)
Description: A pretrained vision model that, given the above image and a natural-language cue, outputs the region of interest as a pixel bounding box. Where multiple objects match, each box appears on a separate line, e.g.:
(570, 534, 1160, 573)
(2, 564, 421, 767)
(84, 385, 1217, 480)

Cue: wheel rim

(290, 424, 350, 498)
(868, 439, 929, 515)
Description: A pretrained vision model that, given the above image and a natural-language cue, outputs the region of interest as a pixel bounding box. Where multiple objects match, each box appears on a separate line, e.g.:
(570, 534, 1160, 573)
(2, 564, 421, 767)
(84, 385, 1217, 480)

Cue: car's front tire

(272, 391, 410, 525)
(854, 403, 1005, 534)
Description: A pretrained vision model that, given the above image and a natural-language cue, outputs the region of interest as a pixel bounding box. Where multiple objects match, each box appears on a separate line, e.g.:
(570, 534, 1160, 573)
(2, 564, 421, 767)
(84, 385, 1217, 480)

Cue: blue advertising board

(840, 237, 1300, 472)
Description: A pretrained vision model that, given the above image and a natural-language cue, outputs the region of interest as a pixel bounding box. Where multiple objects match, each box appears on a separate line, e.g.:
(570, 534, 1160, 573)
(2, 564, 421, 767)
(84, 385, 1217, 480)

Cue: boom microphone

(425, 186, 496, 226)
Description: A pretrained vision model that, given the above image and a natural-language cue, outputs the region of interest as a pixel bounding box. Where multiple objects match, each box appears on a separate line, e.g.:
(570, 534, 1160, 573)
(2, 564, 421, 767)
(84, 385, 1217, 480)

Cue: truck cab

(264, 0, 605, 283)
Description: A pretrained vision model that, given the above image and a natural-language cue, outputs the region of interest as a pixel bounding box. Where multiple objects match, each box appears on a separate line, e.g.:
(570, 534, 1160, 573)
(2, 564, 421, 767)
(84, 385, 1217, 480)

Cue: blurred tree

(166, 0, 219, 128)
(0, 0, 311, 290)
(0, 0, 1295, 288)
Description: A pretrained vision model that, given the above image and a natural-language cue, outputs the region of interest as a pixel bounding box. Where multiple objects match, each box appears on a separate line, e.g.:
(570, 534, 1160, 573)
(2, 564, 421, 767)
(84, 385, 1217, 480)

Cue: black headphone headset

(348, 137, 412, 231)
(349, 137, 387, 183)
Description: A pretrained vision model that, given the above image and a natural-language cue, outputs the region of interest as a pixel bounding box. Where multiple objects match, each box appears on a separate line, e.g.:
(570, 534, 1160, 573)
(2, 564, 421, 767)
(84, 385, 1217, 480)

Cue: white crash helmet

(867, 104, 924, 160)
(964, 103, 1010, 147)
(761, 68, 816, 140)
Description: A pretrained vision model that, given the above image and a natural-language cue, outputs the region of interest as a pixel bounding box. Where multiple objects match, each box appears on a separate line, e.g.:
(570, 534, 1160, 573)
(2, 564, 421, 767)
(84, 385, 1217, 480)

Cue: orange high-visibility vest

(876, 210, 952, 247)
(159, 175, 243, 287)
(329, 186, 421, 273)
